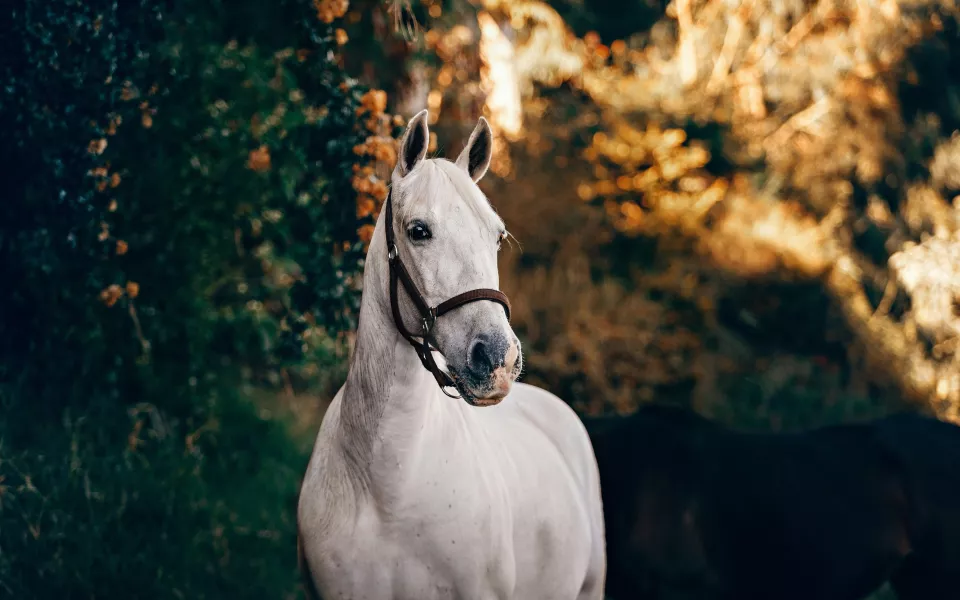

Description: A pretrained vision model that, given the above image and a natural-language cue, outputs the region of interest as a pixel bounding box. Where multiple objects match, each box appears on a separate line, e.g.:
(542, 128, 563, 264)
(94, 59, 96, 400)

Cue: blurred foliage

(0, 0, 397, 596)
(374, 0, 960, 431)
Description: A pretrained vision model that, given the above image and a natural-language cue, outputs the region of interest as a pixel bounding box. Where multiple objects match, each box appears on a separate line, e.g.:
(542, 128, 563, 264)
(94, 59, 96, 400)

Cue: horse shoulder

(504, 382, 602, 519)
(297, 390, 366, 564)
(511, 383, 606, 597)
(298, 533, 323, 600)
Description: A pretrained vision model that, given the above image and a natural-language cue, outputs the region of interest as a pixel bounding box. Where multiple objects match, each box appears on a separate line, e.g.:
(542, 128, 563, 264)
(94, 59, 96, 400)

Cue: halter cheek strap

(384, 189, 512, 396)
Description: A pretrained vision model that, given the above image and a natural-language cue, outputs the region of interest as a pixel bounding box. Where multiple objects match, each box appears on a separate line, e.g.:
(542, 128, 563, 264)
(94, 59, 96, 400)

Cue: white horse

(297, 110, 605, 600)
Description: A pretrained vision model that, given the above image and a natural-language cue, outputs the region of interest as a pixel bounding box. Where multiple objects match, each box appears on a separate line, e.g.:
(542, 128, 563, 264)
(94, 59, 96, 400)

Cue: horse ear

(396, 109, 430, 178)
(456, 117, 493, 183)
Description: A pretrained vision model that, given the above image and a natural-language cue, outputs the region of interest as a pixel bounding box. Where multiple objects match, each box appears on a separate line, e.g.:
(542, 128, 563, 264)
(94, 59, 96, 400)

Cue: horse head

(384, 110, 521, 406)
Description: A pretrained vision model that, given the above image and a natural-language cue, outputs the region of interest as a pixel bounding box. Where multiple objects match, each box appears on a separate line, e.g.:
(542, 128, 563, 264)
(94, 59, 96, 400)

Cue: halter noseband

(384, 188, 512, 397)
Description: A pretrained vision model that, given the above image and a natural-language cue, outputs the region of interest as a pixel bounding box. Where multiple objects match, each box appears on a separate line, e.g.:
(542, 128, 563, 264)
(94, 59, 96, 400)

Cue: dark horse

(585, 405, 960, 600)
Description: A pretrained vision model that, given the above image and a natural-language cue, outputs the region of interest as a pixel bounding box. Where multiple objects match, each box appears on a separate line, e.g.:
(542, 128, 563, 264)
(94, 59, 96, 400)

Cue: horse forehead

(405, 160, 501, 229)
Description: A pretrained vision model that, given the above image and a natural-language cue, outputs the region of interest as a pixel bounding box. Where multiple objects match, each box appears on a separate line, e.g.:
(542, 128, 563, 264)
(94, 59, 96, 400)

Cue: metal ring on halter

(439, 385, 461, 399)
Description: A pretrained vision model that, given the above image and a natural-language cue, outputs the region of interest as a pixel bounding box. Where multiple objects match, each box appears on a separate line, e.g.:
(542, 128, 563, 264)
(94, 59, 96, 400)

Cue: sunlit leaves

(246, 145, 272, 173)
(314, 0, 350, 24)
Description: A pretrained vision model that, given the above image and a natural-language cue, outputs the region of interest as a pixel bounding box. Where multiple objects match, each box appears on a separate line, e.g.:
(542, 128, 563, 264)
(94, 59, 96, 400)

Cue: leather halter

(384, 188, 512, 397)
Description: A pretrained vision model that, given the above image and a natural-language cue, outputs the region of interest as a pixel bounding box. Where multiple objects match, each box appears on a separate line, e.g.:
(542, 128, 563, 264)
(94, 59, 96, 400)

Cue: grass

(0, 386, 329, 600)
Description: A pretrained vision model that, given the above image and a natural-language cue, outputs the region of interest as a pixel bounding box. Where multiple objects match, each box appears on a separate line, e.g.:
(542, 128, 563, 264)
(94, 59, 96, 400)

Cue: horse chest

(311, 445, 585, 600)
(313, 488, 516, 600)
(302, 386, 601, 600)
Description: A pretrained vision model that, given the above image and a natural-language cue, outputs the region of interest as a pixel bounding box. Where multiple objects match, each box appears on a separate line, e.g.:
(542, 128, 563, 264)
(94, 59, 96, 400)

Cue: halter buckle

(387, 243, 399, 262)
(421, 308, 437, 336)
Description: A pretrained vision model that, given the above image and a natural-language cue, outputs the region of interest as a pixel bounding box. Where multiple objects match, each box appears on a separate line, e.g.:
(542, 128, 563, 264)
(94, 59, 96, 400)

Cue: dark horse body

(586, 406, 960, 600)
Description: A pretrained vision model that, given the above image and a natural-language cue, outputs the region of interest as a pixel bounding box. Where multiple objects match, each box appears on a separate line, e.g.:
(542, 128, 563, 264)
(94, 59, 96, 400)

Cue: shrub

(0, 0, 394, 596)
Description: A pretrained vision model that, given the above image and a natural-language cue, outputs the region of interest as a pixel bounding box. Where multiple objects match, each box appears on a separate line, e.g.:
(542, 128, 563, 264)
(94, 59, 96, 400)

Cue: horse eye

(407, 221, 432, 242)
(497, 231, 506, 249)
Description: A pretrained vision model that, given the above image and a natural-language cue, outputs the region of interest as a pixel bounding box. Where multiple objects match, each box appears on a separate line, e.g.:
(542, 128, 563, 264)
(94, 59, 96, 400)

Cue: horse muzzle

(460, 336, 521, 406)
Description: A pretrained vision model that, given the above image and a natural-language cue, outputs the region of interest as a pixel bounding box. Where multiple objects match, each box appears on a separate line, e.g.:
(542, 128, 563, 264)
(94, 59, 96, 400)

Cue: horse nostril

(468, 333, 510, 376)
(469, 338, 494, 374)
(467, 333, 509, 377)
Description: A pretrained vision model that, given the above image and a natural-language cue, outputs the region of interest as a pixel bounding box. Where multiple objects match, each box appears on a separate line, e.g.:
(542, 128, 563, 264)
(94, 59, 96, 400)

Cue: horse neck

(336, 230, 443, 494)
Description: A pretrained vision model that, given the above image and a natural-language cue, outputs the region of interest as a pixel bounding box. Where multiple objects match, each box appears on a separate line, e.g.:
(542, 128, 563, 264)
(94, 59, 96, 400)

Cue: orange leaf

(246, 146, 272, 173)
